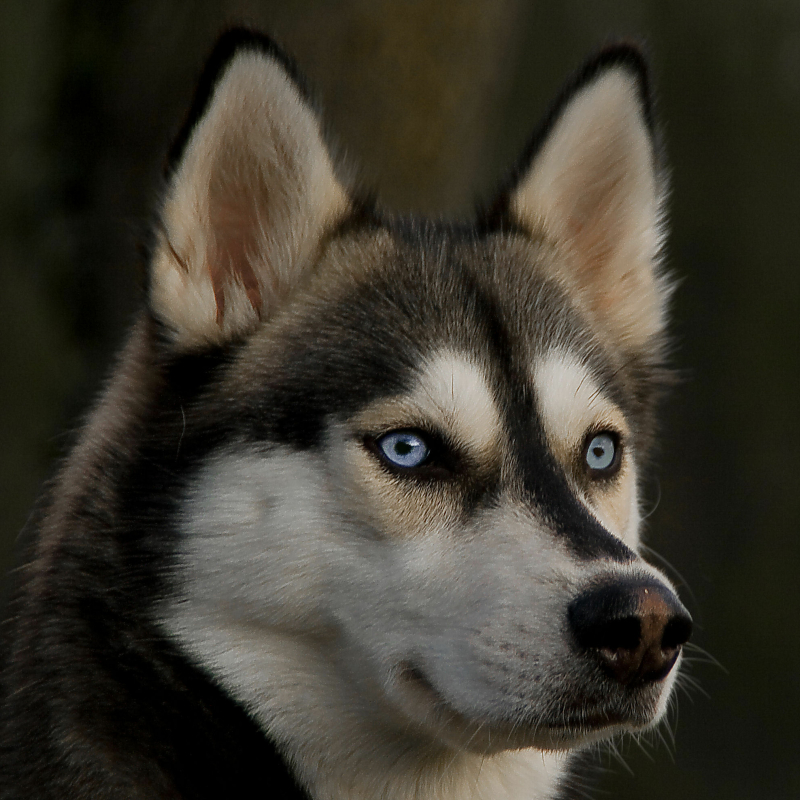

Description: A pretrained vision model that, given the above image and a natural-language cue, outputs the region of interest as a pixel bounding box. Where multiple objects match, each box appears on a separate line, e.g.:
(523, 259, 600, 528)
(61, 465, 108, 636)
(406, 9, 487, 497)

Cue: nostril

(580, 616, 641, 652)
(662, 614, 692, 651)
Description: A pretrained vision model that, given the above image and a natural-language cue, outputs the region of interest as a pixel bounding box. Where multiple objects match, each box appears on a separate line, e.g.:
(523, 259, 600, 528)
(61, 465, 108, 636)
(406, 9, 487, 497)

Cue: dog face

(154, 32, 689, 763)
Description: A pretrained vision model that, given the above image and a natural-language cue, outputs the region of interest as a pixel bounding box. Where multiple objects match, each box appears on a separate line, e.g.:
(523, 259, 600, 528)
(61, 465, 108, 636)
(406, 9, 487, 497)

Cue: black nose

(568, 577, 692, 686)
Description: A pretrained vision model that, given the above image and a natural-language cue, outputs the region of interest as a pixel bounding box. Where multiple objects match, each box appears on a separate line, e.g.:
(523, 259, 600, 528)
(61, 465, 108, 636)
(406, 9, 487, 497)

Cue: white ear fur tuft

(150, 42, 349, 349)
(510, 57, 669, 351)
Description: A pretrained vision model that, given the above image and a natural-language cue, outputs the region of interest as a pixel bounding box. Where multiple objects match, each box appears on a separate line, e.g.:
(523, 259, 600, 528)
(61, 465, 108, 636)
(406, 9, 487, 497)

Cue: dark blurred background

(1, 1, 797, 797)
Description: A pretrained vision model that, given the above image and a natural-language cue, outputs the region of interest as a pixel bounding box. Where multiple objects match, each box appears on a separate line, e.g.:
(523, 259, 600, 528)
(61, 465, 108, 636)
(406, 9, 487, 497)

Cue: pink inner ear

(562, 165, 630, 291)
(565, 209, 615, 290)
(208, 191, 264, 325)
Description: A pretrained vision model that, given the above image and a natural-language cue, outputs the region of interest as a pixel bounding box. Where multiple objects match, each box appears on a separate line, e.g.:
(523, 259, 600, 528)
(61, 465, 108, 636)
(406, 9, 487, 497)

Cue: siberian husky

(0, 29, 692, 800)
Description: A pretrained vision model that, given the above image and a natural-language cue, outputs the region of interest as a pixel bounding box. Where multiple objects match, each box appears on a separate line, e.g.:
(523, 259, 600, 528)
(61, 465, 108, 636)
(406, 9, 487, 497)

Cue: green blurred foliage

(0, 1, 797, 797)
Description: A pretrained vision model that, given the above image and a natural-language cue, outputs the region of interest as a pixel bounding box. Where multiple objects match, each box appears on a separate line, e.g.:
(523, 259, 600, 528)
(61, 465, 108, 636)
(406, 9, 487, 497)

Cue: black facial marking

(243, 221, 515, 452)
(507, 400, 635, 562)
(440, 258, 636, 562)
(437, 255, 636, 562)
(253, 279, 421, 449)
(160, 220, 637, 565)
(161, 343, 242, 403)
(364, 427, 466, 484)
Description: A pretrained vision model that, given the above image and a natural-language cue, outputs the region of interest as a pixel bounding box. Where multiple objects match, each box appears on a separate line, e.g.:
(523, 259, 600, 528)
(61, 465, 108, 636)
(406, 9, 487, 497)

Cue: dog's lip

(395, 660, 649, 736)
(396, 660, 447, 704)
(539, 710, 628, 731)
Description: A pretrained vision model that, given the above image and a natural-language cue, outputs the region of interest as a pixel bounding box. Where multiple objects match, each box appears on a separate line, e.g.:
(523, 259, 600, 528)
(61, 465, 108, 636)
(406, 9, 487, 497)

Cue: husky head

(150, 30, 689, 771)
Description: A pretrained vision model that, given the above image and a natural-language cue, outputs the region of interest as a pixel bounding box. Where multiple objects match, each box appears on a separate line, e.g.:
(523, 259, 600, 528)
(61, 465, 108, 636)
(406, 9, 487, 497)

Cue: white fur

(533, 348, 639, 543)
(413, 352, 501, 454)
(154, 54, 682, 800)
(162, 447, 568, 799)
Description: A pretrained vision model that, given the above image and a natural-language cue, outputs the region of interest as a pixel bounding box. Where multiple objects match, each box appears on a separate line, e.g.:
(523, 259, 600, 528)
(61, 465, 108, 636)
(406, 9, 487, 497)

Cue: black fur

(0, 230, 658, 799)
(0, 318, 310, 798)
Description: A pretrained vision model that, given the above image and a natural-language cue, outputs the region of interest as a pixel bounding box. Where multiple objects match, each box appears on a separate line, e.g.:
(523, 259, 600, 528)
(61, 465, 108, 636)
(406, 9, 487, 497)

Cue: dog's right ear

(150, 30, 349, 350)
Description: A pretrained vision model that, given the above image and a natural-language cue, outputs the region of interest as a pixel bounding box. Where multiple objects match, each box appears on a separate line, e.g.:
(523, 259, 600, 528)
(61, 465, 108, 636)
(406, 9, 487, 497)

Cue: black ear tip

(165, 28, 308, 175)
(579, 40, 652, 107)
(198, 28, 306, 91)
(581, 41, 650, 82)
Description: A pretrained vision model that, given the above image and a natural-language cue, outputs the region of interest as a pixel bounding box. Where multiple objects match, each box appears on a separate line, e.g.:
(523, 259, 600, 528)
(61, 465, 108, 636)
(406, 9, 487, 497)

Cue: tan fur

(150, 47, 682, 800)
(151, 51, 349, 349)
(510, 68, 668, 351)
(164, 446, 570, 800)
(345, 352, 503, 538)
(410, 353, 502, 455)
(343, 352, 502, 537)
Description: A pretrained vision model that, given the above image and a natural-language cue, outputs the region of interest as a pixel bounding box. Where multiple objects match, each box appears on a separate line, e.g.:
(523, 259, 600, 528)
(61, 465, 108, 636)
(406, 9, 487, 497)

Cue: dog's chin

(391, 661, 664, 753)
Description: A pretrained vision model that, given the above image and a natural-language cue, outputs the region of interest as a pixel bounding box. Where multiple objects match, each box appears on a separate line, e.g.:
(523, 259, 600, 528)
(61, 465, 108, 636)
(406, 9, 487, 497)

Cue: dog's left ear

(507, 45, 669, 351)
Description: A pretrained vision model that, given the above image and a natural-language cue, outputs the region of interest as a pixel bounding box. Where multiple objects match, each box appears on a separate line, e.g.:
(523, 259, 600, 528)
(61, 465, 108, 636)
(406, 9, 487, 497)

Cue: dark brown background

(1, 2, 798, 797)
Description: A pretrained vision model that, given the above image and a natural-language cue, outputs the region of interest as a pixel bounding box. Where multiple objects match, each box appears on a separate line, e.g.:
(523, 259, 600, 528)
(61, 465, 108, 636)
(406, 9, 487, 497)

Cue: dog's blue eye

(377, 431, 430, 469)
(585, 432, 617, 472)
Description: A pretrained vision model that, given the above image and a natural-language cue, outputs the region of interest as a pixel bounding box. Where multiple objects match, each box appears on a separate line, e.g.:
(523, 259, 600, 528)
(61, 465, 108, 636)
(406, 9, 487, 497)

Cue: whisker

(605, 737, 634, 776)
(682, 642, 728, 673)
(638, 544, 699, 608)
(630, 731, 655, 763)
(674, 672, 710, 700)
(639, 478, 662, 521)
